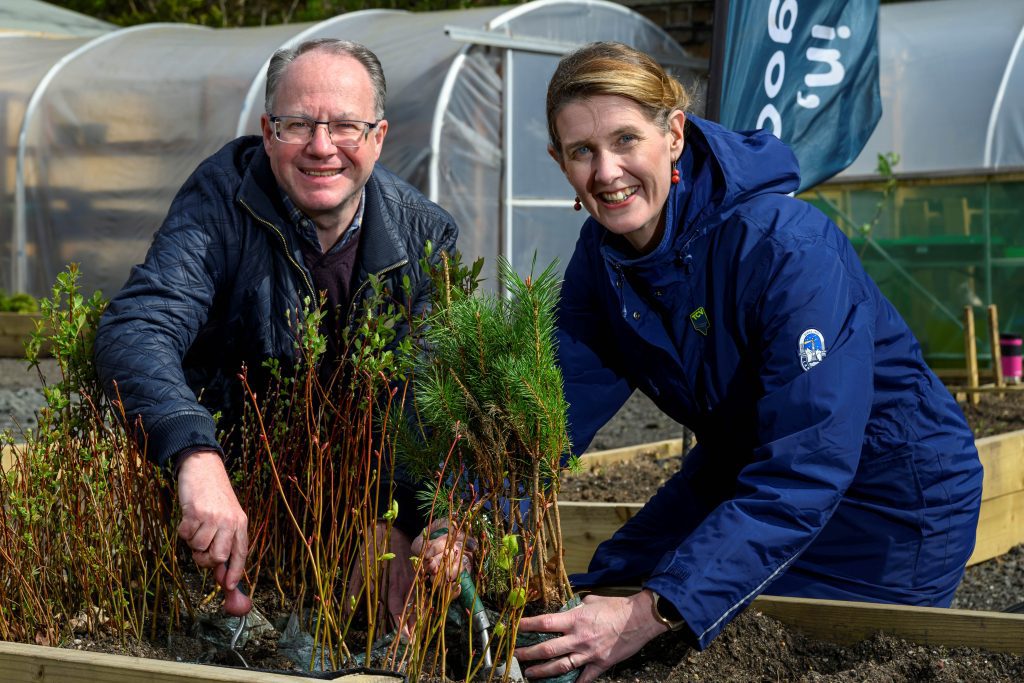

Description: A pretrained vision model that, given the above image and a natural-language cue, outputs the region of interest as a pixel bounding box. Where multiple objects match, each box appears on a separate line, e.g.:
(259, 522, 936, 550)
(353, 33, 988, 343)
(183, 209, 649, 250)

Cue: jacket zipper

(238, 197, 317, 303)
(345, 258, 410, 329)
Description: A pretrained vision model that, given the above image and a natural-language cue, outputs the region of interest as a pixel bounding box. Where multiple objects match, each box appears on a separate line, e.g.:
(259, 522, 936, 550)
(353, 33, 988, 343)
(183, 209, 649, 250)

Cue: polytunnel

(5, 0, 699, 299)
(0, 1, 112, 296)
(805, 0, 1024, 368)
(1, 0, 113, 38)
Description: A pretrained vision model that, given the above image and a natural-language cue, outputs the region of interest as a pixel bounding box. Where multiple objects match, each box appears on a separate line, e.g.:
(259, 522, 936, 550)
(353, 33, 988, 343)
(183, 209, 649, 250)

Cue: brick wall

(614, 0, 715, 60)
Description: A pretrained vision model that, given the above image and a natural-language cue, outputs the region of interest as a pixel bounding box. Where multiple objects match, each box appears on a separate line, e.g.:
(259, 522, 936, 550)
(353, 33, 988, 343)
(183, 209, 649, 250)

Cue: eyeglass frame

(268, 114, 380, 148)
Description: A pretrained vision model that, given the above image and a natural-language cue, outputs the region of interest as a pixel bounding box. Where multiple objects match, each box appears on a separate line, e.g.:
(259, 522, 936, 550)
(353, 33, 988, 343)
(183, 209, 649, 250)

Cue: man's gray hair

(265, 38, 387, 120)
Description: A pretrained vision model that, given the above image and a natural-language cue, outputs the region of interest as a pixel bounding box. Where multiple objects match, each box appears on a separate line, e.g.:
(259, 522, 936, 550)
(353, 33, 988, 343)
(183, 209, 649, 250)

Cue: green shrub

(0, 291, 39, 313)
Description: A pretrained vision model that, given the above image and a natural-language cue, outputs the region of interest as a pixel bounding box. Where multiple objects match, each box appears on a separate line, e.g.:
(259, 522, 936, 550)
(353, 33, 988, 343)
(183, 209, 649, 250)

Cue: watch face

(653, 591, 684, 630)
(657, 595, 682, 621)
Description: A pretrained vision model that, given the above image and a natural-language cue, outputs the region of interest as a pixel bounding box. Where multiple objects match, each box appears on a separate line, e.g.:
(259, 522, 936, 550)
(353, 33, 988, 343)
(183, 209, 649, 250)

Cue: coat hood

(668, 115, 801, 250)
(687, 115, 801, 205)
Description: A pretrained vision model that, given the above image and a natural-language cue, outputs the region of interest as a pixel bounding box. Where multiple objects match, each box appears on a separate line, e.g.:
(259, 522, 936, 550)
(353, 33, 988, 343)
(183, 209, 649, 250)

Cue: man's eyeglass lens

(272, 116, 374, 147)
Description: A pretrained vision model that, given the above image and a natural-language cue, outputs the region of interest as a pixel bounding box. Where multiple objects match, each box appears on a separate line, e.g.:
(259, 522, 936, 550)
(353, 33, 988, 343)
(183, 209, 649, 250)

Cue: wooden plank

(963, 305, 980, 405)
(934, 367, 998, 382)
(754, 595, 1024, 655)
(559, 493, 1020, 572)
(561, 429, 1024, 573)
(0, 312, 44, 358)
(575, 438, 683, 473)
(558, 501, 642, 575)
(1, 441, 17, 472)
(579, 589, 1024, 655)
(0, 640, 399, 682)
(969, 490, 1024, 566)
(975, 429, 1024, 501)
(947, 384, 1024, 394)
(968, 432, 1024, 564)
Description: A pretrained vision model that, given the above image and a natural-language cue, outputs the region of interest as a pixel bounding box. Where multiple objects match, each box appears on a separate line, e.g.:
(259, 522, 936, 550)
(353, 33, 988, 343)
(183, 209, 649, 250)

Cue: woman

(514, 42, 983, 682)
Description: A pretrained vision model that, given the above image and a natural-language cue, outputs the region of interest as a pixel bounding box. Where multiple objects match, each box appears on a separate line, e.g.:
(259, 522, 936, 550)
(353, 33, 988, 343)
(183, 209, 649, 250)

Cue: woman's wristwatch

(650, 590, 686, 631)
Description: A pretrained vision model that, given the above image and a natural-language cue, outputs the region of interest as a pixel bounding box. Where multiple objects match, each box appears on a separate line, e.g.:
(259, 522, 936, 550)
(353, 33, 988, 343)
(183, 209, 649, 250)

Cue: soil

(4, 363, 1024, 681)
(558, 390, 1024, 682)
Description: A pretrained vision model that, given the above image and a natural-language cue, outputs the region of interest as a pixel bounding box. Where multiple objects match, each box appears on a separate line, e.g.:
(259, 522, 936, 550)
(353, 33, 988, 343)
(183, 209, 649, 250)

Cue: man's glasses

(269, 115, 378, 148)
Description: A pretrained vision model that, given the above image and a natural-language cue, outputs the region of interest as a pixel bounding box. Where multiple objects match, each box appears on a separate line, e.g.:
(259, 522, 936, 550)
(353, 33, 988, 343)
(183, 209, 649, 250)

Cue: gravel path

(587, 390, 687, 452)
(0, 358, 58, 435)
(1, 359, 682, 443)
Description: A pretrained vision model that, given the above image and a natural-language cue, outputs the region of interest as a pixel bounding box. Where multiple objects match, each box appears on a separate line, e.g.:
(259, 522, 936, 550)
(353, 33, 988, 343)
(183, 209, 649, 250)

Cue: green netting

(803, 179, 1024, 370)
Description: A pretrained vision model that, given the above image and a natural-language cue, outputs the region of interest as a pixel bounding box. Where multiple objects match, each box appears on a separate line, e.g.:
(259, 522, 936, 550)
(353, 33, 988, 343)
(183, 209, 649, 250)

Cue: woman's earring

(671, 165, 680, 185)
(574, 196, 582, 211)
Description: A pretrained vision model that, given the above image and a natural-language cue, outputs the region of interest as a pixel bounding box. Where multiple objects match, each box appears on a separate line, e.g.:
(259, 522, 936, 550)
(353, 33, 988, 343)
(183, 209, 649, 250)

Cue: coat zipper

(345, 258, 409, 329)
(238, 197, 317, 303)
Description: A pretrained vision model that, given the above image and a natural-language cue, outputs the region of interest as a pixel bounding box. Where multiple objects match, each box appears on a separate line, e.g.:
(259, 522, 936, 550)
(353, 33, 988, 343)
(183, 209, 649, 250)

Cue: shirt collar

(279, 187, 365, 255)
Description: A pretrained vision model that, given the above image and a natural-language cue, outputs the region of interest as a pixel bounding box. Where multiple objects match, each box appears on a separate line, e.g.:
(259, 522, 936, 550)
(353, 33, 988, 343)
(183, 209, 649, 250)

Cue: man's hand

(410, 517, 476, 587)
(345, 518, 476, 635)
(346, 522, 417, 634)
(176, 449, 251, 616)
(514, 590, 668, 683)
(385, 526, 416, 630)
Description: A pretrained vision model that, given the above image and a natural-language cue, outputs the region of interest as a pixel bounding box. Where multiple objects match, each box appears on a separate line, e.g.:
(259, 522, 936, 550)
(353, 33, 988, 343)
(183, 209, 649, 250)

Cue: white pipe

(428, 51, 469, 203)
(487, 0, 637, 30)
(983, 21, 1024, 168)
(501, 48, 514, 291)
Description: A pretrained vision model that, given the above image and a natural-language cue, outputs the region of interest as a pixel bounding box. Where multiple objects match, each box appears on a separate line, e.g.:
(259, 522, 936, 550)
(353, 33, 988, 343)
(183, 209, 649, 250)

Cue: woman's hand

(514, 590, 668, 683)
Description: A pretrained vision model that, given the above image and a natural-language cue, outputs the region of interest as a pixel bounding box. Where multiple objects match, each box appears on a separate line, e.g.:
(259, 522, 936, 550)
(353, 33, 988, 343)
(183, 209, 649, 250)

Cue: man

(94, 39, 457, 618)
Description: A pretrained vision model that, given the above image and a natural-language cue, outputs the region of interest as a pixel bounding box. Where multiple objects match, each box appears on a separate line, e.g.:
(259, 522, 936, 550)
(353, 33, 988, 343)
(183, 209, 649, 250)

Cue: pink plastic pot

(1000, 334, 1022, 383)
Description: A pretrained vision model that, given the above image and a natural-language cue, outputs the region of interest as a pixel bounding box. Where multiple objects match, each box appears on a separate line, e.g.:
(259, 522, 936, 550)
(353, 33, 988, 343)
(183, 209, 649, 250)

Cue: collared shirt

(279, 187, 365, 254)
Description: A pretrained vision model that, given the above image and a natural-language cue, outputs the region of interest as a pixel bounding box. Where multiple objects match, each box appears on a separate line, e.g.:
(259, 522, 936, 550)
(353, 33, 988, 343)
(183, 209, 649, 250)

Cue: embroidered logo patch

(799, 329, 826, 371)
(690, 307, 709, 336)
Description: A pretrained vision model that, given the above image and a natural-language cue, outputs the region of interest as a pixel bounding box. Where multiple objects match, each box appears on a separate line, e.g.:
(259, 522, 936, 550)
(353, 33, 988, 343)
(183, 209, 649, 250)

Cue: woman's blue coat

(558, 116, 984, 649)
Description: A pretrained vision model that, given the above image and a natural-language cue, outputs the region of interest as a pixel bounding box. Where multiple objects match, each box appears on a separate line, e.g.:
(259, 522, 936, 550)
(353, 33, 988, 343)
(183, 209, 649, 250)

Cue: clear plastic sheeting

(5, 0, 696, 298)
(839, 0, 1024, 179)
(15, 22, 313, 296)
(0, 34, 91, 288)
(0, 0, 113, 38)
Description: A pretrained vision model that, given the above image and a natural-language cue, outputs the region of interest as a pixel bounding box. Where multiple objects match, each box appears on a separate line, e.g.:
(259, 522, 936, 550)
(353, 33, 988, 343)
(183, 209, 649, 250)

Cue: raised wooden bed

(754, 595, 1024, 655)
(586, 588, 1024, 656)
(0, 640, 400, 682)
(560, 429, 1024, 575)
(2, 433, 1020, 678)
(2, 600, 1021, 681)
(0, 311, 48, 358)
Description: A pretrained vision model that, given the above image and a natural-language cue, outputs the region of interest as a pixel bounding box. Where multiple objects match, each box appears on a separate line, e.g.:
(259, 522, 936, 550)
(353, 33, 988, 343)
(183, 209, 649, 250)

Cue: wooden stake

(964, 305, 980, 405)
(988, 304, 1004, 395)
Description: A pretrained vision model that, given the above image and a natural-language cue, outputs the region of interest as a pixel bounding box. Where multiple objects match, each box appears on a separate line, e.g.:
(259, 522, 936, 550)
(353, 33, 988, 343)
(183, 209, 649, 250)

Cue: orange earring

(671, 166, 680, 185)
(574, 196, 582, 211)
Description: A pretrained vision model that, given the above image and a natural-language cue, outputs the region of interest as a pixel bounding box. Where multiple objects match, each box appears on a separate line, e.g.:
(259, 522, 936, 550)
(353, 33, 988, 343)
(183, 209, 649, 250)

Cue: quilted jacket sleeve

(94, 168, 232, 468)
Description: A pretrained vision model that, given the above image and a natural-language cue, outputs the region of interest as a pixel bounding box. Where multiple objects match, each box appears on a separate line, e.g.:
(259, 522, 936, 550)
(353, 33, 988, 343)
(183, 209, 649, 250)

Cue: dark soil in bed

(556, 390, 1024, 682)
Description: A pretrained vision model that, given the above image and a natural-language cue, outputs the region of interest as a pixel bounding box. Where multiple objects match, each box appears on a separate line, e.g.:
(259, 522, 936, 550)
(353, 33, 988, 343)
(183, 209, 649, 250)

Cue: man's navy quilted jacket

(94, 136, 457, 470)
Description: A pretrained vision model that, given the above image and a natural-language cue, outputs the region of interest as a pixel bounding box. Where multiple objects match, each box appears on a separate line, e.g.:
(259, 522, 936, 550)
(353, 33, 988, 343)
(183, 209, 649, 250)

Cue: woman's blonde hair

(546, 42, 690, 156)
